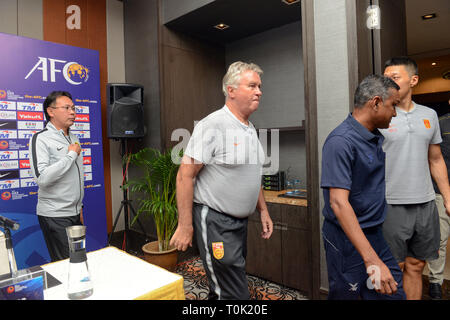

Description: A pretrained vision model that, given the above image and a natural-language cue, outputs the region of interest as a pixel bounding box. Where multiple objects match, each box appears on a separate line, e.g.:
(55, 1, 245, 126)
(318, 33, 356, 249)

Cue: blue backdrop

(0, 32, 107, 268)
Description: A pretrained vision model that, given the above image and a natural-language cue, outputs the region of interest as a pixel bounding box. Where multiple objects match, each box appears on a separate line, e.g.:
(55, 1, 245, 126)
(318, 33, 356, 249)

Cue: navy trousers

(322, 220, 406, 300)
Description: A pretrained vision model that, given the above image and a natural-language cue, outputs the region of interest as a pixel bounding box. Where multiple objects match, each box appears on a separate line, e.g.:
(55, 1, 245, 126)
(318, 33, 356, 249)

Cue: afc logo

(25, 57, 89, 85)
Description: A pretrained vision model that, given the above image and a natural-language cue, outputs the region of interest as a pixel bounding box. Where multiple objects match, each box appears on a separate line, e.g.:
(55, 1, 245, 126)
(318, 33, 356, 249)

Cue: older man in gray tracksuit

(29, 91, 84, 262)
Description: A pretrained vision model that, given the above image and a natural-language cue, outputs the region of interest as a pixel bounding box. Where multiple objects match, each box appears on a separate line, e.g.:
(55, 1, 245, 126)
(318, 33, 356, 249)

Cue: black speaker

(107, 83, 146, 139)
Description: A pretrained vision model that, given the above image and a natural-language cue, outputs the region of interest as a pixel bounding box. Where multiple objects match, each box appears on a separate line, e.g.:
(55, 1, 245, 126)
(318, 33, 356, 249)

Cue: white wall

(0, 0, 43, 39)
(314, 0, 352, 291)
(107, 0, 127, 232)
(226, 21, 304, 129)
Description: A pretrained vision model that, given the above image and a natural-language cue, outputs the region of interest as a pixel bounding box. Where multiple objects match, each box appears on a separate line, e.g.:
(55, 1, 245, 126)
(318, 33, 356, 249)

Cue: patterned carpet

(174, 256, 308, 300)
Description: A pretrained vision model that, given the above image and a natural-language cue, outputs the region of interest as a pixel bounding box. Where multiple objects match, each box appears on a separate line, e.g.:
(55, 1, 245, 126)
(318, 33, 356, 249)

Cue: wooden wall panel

(65, 0, 88, 48)
(160, 27, 225, 149)
(43, 0, 66, 43)
(43, 0, 112, 233)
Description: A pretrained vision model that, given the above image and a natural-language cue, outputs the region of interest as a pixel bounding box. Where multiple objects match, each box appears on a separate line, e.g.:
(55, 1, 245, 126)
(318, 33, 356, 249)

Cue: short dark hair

(384, 56, 418, 76)
(354, 75, 399, 109)
(43, 91, 72, 121)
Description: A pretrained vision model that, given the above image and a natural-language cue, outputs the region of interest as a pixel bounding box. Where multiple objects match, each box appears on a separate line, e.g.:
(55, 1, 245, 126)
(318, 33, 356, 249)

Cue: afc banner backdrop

(0, 32, 107, 269)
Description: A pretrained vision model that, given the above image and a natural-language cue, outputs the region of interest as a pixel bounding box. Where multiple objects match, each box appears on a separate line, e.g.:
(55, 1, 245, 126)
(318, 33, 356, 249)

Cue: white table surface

(42, 246, 183, 300)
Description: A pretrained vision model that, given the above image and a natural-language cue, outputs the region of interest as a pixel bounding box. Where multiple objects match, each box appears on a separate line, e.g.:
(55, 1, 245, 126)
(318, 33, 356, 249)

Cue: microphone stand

(2, 227, 17, 276)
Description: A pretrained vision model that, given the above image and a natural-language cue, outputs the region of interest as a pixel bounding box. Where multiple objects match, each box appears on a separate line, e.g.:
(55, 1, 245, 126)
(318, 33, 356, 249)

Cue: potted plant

(126, 147, 180, 271)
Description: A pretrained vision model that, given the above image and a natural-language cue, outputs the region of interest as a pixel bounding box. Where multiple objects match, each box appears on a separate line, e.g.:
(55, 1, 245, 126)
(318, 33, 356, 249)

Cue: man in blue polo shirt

(321, 75, 405, 299)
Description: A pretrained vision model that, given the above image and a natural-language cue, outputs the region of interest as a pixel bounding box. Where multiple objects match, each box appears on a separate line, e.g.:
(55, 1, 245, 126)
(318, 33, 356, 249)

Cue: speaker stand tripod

(108, 139, 148, 254)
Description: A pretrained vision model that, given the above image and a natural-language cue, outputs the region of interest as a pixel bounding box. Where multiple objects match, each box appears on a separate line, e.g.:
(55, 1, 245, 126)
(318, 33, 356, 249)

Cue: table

(42, 246, 185, 300)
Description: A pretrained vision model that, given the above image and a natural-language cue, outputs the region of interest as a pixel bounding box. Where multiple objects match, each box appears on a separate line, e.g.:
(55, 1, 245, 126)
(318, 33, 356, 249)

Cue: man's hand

(170, 225, 194, 251)
(260, 209, 273, 239)
(365, 259, 398, 295)
(68, 143, 81, 155)
(444, 199, 450, 217)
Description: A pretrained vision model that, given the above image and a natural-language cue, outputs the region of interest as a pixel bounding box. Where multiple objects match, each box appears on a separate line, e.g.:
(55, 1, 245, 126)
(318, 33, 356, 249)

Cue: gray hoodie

(29, 121, 84, 217)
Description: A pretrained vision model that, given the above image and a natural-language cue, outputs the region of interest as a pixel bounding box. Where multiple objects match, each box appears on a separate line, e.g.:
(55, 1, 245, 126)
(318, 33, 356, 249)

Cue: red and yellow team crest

(212, 242, 224, 260)
(423, 119, 431, 129)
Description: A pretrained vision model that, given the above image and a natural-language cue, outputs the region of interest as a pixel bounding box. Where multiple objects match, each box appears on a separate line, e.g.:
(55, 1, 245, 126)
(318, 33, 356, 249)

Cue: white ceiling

(405, 0, 450, 58)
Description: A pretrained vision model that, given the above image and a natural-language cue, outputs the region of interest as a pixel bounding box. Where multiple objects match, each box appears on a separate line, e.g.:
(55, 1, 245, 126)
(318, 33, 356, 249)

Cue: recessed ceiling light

(214, 23, 229, 30)
(282, 0, 300, 5)
(422, 13, 437, 20)
(431, 62, 437, 66)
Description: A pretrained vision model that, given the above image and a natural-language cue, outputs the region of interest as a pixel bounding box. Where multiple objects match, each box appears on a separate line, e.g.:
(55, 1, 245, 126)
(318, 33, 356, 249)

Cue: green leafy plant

(126, 148, 180, 252)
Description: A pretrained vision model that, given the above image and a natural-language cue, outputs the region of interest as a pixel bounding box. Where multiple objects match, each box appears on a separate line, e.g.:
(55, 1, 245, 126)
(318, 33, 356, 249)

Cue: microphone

(0, 215, 20, 231)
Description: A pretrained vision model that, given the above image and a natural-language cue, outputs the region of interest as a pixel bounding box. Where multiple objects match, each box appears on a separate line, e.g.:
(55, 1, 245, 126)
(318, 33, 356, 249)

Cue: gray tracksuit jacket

(29, 121, 84, 218)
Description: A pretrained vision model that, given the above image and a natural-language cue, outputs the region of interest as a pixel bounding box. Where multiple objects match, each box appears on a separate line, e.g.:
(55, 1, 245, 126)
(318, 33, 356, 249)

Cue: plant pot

(142, 241, 178, 272)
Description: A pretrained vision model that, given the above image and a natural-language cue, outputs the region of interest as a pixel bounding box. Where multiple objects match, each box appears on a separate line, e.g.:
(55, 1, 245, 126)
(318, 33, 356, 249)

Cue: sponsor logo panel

(17, 121, 44, 130)
(0, 111, 17, 120)
(0, 121, 17, 129)
(0, 151, 18, 160)
(0, 161, 19, 170)
(17, 102, 43, 112)
(0, 101, 16, 110)
(0, 130, 17, 139)
(0, 179, 20, 190)
(17, 111, 44, 121)
(20, 178, 37, 188)
(0, 170, 20, 180)
(18, 130, 38, 139)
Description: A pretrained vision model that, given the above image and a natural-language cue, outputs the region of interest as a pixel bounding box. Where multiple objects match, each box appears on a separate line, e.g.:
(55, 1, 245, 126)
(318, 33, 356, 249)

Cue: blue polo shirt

(321, 113, 387, 229)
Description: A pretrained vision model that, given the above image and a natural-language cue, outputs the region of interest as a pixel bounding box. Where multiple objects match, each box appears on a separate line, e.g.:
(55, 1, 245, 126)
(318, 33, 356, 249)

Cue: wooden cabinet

(246, 203, 312, 297)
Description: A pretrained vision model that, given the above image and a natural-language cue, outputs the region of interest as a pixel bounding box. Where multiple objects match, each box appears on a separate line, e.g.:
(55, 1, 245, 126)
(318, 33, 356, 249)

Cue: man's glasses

(51, 105, 76, 112)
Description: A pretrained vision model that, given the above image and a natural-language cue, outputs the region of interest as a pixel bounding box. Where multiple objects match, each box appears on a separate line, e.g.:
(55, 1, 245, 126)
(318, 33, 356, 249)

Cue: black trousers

(38, 215, 82, 262)
(193, 203, 249, 300)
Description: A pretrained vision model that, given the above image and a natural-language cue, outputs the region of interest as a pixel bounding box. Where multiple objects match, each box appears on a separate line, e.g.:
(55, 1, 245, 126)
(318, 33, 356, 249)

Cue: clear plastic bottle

(66, 225, 93, 299)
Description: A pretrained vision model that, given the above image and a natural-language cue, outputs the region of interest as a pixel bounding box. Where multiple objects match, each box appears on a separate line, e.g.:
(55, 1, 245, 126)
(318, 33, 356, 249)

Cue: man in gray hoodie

(29, 91, 84, 262)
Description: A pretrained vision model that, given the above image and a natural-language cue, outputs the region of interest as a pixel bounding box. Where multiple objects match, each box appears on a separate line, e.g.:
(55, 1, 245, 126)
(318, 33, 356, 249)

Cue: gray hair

(354, 75, 399, 109)
(222, 61, 263, 97)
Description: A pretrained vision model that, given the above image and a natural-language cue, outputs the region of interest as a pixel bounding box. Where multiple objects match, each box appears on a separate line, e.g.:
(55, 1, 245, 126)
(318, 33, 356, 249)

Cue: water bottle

(66, 225, 93, 299)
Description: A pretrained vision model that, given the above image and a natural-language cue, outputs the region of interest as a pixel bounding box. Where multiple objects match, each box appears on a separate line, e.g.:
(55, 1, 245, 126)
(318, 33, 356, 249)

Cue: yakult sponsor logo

(17, 102, 43, 112)
(19, 160, 30, 169)
(75, 106, 89, 114)
(0, 111, 17, 120)
(0, 101, 16, 110)
(0, 179, 20, 190)
(75, 114, 89, 122)
(17, 121, 44, 130)
(17, 111, 44, 121)
(83, 157, 92, 165)
(18, 130, 38, 139)
(0, 130, 17, 139)
(0, 151, 18, 160)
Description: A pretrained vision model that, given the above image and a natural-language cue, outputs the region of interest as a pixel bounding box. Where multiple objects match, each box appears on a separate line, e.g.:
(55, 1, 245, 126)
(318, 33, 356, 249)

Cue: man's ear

(410, 75, 419, 88)
(227, 85, 238, 99)
(372, 96, 382, 110)
(46, 107, 54, 119)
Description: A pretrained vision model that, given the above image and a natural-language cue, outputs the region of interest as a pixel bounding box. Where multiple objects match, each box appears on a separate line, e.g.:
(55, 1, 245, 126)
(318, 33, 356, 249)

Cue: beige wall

(107, 0, 127, 231)
(0, 0, 43, 39)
